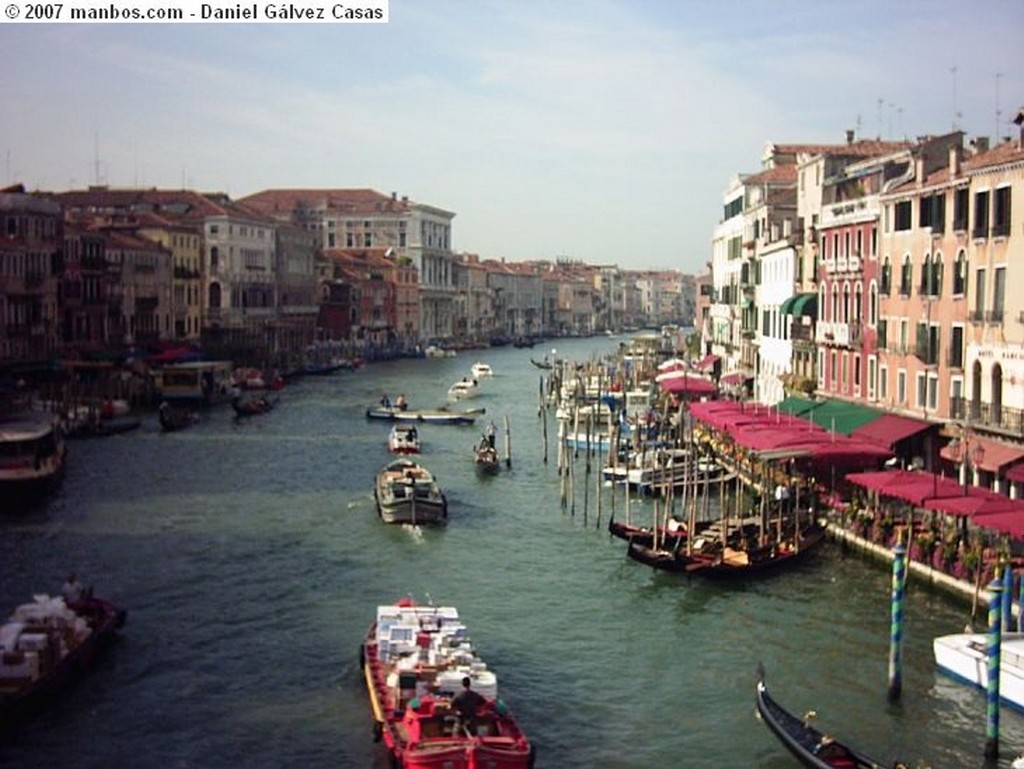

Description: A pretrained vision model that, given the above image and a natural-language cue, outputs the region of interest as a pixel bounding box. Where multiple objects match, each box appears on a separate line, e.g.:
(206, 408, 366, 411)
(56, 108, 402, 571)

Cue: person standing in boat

(62, 573, 84, 602)
(452, 676, 487, 733)
(484, 419, 496, 448)
(395, 394, 408, 411)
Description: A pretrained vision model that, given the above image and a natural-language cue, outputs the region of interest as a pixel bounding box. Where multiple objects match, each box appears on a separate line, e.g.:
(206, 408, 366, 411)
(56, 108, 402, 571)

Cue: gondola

(158, 402, 199, 432)
(231, 394, 279, 418)
(686, 522, 827, 579)
(529, 358, 552, 370)
(609, 518, 687, 549)
(756, 666, 904, 768)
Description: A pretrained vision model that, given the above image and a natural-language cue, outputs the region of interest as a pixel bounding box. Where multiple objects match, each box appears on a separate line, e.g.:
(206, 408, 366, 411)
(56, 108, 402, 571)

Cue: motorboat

(374, 459, 448, 525)
(361, 597, 533, 769)
(447, 378, 479, 401)
(934, 630, 1024, 711)
(388, 424, 421, 454)
(470, 362, 494, 378)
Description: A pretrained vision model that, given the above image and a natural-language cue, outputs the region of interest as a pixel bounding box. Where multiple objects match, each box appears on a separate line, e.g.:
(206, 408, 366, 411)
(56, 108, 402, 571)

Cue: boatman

(485, 420, 496, 448)
(452, 676, 487, 733)
(395, 394, 408, 411)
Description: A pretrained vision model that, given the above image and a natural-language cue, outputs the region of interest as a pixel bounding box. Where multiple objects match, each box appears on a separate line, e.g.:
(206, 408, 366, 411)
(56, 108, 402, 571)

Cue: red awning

(922, 494, 1020, 517)
(851, 414, 933, 448)
(657, 374, 716, 396)
(1007, 463, 1024, 483)
(720, 372, 746, 387)
(940, 436, 1024, 473)
(694, 354, 719, 372)
(972, 509, 1024, 539)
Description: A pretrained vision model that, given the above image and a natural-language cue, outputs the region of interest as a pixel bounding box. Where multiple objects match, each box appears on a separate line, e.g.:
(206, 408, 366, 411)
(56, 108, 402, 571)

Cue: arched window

(854, 282, 864, 325)
(953, 250, 968, 295)
(932, 253, 943, 298)
(880, 256, 892, 295)
(920, 253, 932, 295)
(831, 283, 839, 322)
(869, 281, 878, 326)
(210, 246, 219, 271)
(900, 255, 912, 296)
(208, 282, 222, 309)
(842, 282, 851, 324)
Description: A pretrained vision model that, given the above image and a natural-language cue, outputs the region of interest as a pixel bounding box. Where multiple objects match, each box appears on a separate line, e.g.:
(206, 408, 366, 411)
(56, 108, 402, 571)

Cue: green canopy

(775, 395, 816, 416)
(803, 398, 885, 436)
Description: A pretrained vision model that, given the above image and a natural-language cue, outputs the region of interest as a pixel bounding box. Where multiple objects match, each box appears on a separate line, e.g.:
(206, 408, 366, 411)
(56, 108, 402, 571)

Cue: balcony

(951, 396, 1024, 436)
(815, 321, 861, 347)
(986, 309, 1005, 324)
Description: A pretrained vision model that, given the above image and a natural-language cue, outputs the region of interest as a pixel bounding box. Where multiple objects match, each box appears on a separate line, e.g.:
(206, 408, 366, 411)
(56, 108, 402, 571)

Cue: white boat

(374, 459, 447, 525)
(0, 413, 67, 508)
(447, 378, 479, 401)
(470, 362, 494, 378)
(387, 424, 421, 455)
(424, 345, 456, 359)
(934, 631, 1024, 711)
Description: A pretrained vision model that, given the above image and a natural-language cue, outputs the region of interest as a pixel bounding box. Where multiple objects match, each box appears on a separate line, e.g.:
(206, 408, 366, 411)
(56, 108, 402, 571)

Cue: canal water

(1, 337, 1023, 768)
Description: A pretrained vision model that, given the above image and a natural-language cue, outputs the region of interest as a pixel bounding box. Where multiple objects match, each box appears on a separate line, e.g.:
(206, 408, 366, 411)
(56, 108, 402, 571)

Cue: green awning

(803, 398, 885, 436)
(778, 295, 799, 315)
(775, 395, 816, 416)
(791, 292, 818, 318)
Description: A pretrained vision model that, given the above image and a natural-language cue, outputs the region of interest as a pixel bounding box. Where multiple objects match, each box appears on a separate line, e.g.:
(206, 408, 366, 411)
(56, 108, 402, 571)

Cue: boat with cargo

(374, 459, 448, 525)
(361, 597, 533, 769)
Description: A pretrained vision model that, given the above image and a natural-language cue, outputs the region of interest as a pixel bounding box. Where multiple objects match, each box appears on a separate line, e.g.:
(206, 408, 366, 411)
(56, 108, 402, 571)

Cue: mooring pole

(1002, 563, 1013, 633)
(985, 576, 1004, 762)
(887, 541, 907, 701)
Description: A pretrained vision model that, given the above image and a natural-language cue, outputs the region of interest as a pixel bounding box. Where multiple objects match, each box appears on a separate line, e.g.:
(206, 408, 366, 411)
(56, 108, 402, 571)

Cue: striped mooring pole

(1002, 564, 1013, 633)
(887, 542, 907, 701)
(985, 576, 1004, 761)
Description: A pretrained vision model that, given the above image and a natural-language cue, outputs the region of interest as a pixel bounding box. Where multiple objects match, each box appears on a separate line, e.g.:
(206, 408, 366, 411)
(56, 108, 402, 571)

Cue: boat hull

(374, 460, 448, 525)
(361, 600, 533, 769)
(934, 632, 1024, 712)
(756, 674, 887, 768)
(0, 596, 125, 732)
(366, 407, 484, 426)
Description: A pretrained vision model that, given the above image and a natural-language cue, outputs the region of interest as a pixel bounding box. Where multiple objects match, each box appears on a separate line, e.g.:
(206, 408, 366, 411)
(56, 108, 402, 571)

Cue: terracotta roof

(240, 188, 410, 217)
(744, 165, 797, 185)
(962, 139, 1024, 173)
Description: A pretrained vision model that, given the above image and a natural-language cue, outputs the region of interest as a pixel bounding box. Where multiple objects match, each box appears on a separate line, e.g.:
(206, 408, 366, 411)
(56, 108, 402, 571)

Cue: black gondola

(756, 667, 905, 769)
(231, 394, 279, 418)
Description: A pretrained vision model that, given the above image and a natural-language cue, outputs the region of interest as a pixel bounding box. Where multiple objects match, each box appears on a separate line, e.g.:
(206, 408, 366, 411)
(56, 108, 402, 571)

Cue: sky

(1, 0, 1022, 273)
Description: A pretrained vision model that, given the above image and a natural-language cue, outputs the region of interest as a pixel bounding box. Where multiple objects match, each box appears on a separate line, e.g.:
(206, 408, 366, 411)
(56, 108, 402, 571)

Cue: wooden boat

(756, 668, 898, 768)
(934, 630, 1024, 711)
(0, 412, 66, 508)
(388, 425, 422, 455)
(361, 597, 533, 769)
(0, 592, 126, 730)
(374, 459, 448, 525)
(609, 517, 687, 549)
(529, 358, 552, 370)
(684, 521, 828, 578)
(231, 394, 279, 418)
(366, 406, 485, 426)
(475, 441, 500, 474)
(158, 402, 200, 432)
(512, 337, 536, 349)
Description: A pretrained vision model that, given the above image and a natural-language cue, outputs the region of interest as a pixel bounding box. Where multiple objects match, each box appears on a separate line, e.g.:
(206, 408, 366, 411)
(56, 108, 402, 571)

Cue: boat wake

(401, 524, 426, 542)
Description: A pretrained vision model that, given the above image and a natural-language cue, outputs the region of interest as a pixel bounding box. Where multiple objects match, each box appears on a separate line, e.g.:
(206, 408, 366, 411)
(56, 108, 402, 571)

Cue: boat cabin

(154, 361, 234, 404)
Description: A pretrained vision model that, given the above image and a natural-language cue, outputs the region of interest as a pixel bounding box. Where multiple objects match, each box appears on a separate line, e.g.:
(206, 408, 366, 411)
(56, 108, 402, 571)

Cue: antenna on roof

(950, 65, 961, 130)
(995, 72, 1003, 143)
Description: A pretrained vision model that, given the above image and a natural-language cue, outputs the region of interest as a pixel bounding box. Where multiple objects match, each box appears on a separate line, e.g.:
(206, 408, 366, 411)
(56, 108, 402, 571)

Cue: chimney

(845, 129, 855, 145)
(391, 191, 397, 201)
(949, 143, 961, 178)
(915, 156, 925, 187)
(1015, 108, 1024, 150)
(971, 136, 990, 155)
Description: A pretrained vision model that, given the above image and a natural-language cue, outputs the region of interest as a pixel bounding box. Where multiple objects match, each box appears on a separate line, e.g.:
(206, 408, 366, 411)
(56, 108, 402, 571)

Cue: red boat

(361, 598, 534, 769)
(0, 593, 126, 730)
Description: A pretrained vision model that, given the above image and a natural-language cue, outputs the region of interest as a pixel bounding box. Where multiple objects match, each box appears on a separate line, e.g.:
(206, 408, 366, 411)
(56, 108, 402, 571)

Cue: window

(919, 253, 932, 295)
(818, 350, 825, 386)
(880, 365, 889, 401)
(210, 246, 219, 270)
(953, 251, 968, 295)
(868, 357, 876, 398)
(953, 187, 969, 231)
(916, 372, 927, 408)
(880, 257, 892, 295)
(894, 200, 912, 231)
(993, 266, 1006, 321)
(831, 284, 838, 322)
(877, 318, 888, 350)
(976, 268, 987, 314)
(831, 351, 837, 384)
(853, 354, 861, 388)
(869, 282, 877, 326)
(920, 193, 945, 233)
(898, 370, 906, 404)
(932, 255, 943, 298)
(994, 187, 1011, 237)
(950, 325, 964, 369)
(973, 190, 990, 238)
(928, 375, 938, 411)
(900, 319, 908, 354)
(900, 255, 912, 296)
